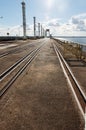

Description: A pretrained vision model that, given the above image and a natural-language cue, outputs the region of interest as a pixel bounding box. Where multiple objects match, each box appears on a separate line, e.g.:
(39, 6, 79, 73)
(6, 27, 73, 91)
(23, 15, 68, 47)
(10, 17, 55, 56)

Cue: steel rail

(55, 43, 86, 101)
(53, 43, 86, 120)
(0, 39, 45, 58)
(0, 42, 45, 98)
(0, 41, 45, 81)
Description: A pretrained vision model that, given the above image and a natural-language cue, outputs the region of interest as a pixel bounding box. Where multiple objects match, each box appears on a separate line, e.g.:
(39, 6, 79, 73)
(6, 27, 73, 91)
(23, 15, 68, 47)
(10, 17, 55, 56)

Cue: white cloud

(0, 13, 86, 36)
(42, 13, 86, 36)
(0, 24, 34, 36)
(46, 19, 61, 27)
(70, 13, 86, 31)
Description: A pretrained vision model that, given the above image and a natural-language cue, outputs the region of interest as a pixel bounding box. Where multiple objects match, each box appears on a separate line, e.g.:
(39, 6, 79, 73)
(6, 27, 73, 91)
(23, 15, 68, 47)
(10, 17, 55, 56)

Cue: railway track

(0, 39, 44, 58)
(0, 39, 46, 81)
(53, 43, 86, 121)
(0, 45, 41, 81)
(0, 43, 29, 58)
(0, 41, 45, 98)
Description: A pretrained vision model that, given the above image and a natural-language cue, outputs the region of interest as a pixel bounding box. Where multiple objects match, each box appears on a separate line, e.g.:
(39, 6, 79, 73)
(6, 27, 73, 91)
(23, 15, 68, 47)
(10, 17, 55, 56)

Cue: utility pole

(21, 1, 26, 39)
(38, 23, 40, 37)
(41, 25, 42, 37)
(33, 17, 36, 38)
(43, 28, 45, 37)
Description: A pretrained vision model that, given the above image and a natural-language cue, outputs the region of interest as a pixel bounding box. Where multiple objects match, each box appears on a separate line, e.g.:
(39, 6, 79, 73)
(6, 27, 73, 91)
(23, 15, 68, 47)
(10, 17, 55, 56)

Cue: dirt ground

(0, 39, 84, 130)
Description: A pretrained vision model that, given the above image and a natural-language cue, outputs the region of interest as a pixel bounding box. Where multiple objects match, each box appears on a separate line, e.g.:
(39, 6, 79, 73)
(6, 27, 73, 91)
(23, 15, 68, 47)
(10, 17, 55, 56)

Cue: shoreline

(54, 37, 86, 46)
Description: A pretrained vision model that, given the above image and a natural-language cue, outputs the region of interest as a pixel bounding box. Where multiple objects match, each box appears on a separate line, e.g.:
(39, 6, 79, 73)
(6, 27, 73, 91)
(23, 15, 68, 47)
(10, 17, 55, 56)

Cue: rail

(53, 43, 86, 120)
(0, 41, 45, 98)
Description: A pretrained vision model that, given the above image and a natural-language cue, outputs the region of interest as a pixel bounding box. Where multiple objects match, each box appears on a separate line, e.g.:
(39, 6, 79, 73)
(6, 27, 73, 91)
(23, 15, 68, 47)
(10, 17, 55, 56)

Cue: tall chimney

(33, 17, 36, 37)
(21, 1, 26, 39)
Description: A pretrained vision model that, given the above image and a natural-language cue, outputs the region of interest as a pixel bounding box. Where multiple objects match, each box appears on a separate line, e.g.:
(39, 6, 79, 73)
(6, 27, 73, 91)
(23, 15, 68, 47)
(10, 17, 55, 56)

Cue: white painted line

(53, 43, 85, 120)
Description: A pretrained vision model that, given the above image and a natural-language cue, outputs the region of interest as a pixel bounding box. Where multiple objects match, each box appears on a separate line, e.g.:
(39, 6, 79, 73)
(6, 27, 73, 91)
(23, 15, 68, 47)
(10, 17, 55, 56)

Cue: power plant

(21, 1, 48, 39)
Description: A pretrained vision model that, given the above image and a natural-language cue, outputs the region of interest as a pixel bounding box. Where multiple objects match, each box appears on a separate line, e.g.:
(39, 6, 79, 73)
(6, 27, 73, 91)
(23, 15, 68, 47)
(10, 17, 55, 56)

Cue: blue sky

(0, 0, 86, 36)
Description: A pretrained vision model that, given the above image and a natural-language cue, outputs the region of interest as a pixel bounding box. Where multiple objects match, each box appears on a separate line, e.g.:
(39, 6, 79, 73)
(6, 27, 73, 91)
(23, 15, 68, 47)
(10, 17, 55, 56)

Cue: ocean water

(57, 37, 86, 45)
(54, 36, 86, 51)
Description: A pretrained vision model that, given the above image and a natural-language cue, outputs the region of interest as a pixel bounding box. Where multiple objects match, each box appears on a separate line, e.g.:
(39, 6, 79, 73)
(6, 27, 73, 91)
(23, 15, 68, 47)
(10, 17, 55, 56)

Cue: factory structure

(21, 1, 50, 39)
(21, 1, 26, 39)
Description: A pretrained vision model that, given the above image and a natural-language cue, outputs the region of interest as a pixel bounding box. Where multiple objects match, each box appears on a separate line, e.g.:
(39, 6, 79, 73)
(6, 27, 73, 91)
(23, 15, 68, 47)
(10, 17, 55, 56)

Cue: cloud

(46, 19, 61, 27)
(42, 13, 86, 36)
(0, 24, 33, 36)
(70, 13, 86, 31)
(0, 13, 86, 36)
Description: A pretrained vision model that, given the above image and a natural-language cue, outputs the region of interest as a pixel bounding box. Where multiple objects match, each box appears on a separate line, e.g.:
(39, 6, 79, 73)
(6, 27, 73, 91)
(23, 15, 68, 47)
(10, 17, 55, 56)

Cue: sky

(0, 0, 86, 36)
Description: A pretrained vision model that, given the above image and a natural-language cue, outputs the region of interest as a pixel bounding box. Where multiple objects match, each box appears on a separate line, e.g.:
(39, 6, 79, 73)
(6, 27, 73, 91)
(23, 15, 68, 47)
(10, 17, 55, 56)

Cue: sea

(54, 36, 86, 51)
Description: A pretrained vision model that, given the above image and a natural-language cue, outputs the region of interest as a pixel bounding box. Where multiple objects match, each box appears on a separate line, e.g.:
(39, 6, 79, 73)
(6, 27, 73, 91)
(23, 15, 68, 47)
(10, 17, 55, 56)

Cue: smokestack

(38, 23, 40, 37)
(41, 25, 42, 37)
(33, 17, 36, 37)
(21, 1, 26, 39)
(43, 28, 45, 37)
